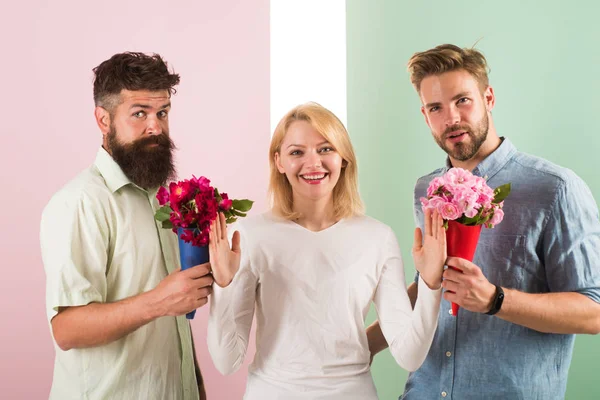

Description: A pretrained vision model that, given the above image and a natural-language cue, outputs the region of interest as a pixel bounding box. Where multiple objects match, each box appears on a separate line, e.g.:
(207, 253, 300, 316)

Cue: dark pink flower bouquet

(154, 175, 253, 247)
(153, 175, 252, 320)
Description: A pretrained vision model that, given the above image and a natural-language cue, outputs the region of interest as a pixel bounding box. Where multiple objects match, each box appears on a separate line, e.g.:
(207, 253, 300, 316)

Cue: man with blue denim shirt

(367, 44, 600, 399)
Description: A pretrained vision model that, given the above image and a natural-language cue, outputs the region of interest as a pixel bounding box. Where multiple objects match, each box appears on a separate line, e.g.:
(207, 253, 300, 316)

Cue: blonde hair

(408, 44, 490, 93)
(268, 102, 364, 220)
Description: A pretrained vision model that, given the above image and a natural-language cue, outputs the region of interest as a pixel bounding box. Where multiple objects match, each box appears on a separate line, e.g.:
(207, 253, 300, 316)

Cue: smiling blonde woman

(207, 102, 445, 400)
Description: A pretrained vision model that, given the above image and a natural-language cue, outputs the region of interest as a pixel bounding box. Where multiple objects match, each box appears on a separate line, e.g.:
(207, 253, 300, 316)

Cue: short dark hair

(408, 44, 490, 93)
(93, 52, 180, 111)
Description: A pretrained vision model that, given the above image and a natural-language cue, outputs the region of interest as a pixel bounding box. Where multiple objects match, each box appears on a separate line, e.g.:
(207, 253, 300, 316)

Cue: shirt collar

(94, 147, 133, 193)
(444, 137, 517, 179)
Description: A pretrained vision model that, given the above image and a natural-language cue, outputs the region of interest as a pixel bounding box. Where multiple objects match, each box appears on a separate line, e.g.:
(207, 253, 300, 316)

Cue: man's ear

(484, 86, 495, 113)
(94, 106, 111, 137)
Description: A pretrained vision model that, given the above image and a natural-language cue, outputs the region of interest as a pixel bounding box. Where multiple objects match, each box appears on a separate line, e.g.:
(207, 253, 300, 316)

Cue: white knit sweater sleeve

(207, 225, 258, 375)
(372, 227, 442, 372)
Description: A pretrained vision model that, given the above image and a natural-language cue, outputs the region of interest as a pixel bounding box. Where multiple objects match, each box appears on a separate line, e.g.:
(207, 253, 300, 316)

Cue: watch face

(486, 286, 504, 315)
(495, 288, 505, 311)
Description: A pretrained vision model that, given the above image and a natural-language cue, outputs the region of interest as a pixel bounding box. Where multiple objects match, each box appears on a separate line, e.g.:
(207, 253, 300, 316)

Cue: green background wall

(346, 1, 600, 399)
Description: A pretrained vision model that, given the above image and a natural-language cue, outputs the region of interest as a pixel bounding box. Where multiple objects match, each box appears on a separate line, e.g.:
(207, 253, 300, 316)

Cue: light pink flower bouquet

(420, 168, 511, 228)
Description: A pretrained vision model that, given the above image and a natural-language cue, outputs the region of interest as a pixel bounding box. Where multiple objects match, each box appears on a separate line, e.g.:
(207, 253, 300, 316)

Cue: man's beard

(107, 126, 176, 190)
(435, 111, 489, 162)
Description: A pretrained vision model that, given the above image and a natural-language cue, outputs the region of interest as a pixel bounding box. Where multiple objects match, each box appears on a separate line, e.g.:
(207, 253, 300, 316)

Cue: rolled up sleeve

(40, 190, 110, 322)
(543, 175, 600, 303)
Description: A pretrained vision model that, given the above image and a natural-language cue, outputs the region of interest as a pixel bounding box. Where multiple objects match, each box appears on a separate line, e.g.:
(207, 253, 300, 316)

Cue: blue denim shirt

(403, 138, 600, 400)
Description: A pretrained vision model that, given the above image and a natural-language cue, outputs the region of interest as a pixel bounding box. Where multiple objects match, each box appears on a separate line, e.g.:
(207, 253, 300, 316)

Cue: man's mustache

(443, 124, 471, 137)
(132, 134, 175, 149)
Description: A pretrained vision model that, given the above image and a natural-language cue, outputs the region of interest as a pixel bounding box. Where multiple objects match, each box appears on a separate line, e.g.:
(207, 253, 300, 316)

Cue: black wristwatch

(485, 285, 505, 315)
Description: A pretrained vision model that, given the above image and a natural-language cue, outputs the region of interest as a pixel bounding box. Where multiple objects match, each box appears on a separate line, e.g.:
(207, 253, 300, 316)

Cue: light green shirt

(40, 148, 198, 400)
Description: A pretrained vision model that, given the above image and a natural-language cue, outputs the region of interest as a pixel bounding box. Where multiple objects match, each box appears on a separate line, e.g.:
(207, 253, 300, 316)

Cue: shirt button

(442, 391, 448, 397)
(446, 351, 452, 357)
(448, 309, 453, 315)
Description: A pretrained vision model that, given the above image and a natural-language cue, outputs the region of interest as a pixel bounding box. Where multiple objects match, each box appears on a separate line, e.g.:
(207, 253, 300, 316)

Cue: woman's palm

(209, 212, 241, 287)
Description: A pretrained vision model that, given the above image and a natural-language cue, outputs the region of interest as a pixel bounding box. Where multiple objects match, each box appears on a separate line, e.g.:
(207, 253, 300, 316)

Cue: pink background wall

(0, 1, 270, 398)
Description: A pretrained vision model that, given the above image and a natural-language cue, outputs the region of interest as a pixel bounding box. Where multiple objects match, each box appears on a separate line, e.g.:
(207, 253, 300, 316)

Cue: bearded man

(367, 44, 600, 400)
(40, 52, 212, 400)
